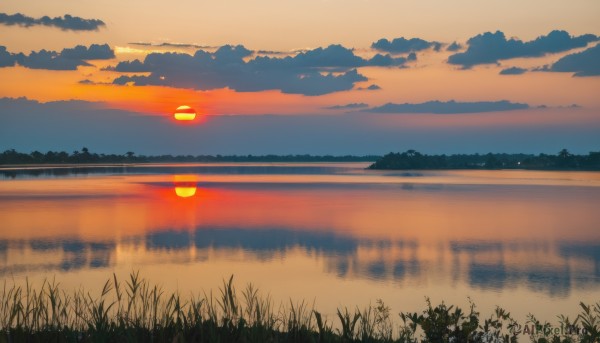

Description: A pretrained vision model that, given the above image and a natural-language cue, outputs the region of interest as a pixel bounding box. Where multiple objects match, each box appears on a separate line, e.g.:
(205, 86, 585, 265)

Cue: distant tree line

(3, 148, 599, 170)
(0, 148, 380, 164)
(369, 149, 600, 170)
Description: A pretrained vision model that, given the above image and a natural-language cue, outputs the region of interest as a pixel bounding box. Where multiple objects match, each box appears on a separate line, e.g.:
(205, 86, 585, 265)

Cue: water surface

(1, 163, 599, 322)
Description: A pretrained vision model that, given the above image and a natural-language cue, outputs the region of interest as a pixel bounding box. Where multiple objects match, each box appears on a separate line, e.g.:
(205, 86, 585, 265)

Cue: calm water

(1, 163, 599, 322)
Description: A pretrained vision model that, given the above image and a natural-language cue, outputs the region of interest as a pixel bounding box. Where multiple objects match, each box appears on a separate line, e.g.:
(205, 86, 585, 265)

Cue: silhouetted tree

(556, 148, 577, 168)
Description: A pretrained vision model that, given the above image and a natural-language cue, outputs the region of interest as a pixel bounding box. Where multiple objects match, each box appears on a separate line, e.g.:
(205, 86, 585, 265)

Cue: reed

(0, 272, 597, 342)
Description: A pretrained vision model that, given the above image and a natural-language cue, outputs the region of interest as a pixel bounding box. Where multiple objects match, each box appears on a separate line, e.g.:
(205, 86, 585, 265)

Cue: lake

(1, 163, 599, 323)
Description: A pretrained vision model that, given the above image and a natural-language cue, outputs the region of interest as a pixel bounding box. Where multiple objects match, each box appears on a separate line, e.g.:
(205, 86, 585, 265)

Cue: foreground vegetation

(369, 149, 600, 171)
(1, 272, 599, 342)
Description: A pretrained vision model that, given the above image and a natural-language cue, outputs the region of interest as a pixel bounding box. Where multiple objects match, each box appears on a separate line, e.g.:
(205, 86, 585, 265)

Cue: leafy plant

(0, 272, 596, 343)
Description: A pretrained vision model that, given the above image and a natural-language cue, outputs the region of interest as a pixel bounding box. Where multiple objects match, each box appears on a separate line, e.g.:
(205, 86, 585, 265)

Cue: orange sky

(0, 0, 599, 115)
(0, 0, 599, 154)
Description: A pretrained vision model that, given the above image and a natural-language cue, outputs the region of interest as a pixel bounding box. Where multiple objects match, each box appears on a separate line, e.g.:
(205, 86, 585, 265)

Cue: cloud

(446, 42, 462, 52)
(0, 12, 105, 31)
(286, 44, 363, 67)
(0, 44, 115, 70)
(256, 50, 290, 55)
(19, 49, 91, 70)
(547, 44, 600, 76)
(367, 52, 416, 67)
(499, 67, 527, 75)
(367, 100, 529, 114)
(109, 59, 148, 72)
(371, 37, 441, 53)
(253, 44, 412, 68)
(61, 44, 114, 60)
(110, 44, 411, 95)
(0, 46, 23, 67)
(129, 42, 217, 49)
(359, 84, 381, 91)
(324, 103, 369, 110)
(448, 30, 599, 68)
(215, 45, 253, 63)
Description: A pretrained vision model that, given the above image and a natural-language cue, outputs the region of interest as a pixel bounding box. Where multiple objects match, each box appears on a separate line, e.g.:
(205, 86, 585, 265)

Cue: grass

(0, 272, 598, 342)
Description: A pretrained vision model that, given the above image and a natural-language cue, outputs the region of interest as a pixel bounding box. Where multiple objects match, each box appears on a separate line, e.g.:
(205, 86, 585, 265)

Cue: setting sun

(173, 105, 196, 121)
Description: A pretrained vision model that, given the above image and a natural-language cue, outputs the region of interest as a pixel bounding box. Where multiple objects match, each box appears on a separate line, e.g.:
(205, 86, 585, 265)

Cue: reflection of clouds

(451, 241, 503, 253)
(0, 240, 7, 263)
(0, 230, 599, 296)
(559, 243, 600, 285)
(468, 262, 573, 297)
(559, 243, 600, 267)
(1, 166, 133, 179)
(0, 239, 116, 274)
(59, 240, 116, 271)
(147, 231, 191, 251)
(194, 228, 358, 257)
(323, 241, 421, 282)
(451, 240, 600, 297)
(394, 259, 420, 279)
(1, 165, 348, 180)
(30, 240, 61, 251)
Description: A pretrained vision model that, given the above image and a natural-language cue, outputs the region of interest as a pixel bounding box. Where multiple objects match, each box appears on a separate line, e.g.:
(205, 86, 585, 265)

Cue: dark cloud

(19, 49, 91, 70)
(129, 42, 152, 47)
(448, 30, 599, 68)
(547, 44, 600, 76)
(446, 42, 462, 52)
(256, 50, 289, 55)
(356, 84, 381, 91)
(214, 44, 252, 61)
(113, 66, 366, 96)
(499, 67, 527, 75)
(536, 104, 582, 109)
(367, 52, 416, 67)
(61, 44, 114, 60)
(291, 44, 363, 67)
(324, 103, 369, 110)
(367, 100, 529, 114)
(371, 37, 441, 53)
(289, 44, 414, 68)
(0, 46, 23, 67)
(110, 44, 410, 96)
(0, 12, 105, 31)
(109, 59, 148, 72)
(77, 79, 111, 85)
(0, 44, 115, 70)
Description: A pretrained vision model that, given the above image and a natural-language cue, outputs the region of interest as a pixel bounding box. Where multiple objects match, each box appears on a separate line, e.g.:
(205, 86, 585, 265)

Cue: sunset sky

(1, 0, 599, 155)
